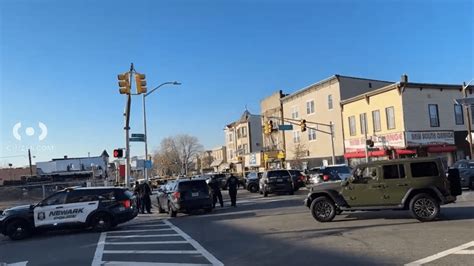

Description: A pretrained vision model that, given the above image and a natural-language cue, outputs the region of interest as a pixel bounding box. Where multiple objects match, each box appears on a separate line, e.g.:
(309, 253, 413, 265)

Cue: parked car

(0, 187, 138, 240)
(245, 172, 263, 193)
(156, 179, 213, 217)
(202, 173, 228, 189)
(309, 165, 352, 184)
(259, 170, 294, 197)
(304, 158, 462, 223)
(448, 160, 474, 189)
(288, 170, 307, 191)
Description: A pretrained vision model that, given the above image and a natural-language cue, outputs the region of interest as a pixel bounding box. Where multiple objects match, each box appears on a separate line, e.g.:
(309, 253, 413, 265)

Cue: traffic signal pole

(142, 93, 149, 182)
(124, 64, 134, 188)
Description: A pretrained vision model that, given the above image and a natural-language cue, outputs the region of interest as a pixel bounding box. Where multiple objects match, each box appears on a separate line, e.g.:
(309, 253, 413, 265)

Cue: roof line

(281, 75, 338, 102)
(336, 74, 393, 84)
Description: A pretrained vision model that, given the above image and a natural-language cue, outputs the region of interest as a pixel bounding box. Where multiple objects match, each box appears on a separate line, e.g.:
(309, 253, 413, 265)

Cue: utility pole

(124, 63, 134, 187)
(330, 122, 336, 165)
(142, 94, 149, 181)
(28, 149, 33, 176)
(463, 81, 474, 159)
(279, 94, 286, 168)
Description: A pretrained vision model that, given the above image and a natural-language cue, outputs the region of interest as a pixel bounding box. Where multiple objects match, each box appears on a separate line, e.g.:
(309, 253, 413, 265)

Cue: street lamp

(143, 81, 181, 181)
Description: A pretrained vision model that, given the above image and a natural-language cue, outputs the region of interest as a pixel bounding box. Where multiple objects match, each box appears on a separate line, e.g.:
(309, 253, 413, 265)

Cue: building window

(428, 104, 440, 127)
(243, 144, 248, 154)
(348, 116, 356, 136)
(454, 104, 464, 125)
(228, 133, 233, 142)
(306, 100, 315, 114)
(308, 128, 316, 141)
(291, 106, 299, 119)
(359, 113, 367, 135)
(386, 107, 395, 130)
(328, 95, 333, 110)
(470, 104, 474, 124)
(241, 127, 248, 138)
(372, 110, 381, 132)
(293, 131, 300, 143)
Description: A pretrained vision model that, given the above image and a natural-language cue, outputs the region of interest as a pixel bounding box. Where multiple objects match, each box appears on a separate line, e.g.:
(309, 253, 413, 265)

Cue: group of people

(134, 181, 153, 214)
(208, 174, 240, 208)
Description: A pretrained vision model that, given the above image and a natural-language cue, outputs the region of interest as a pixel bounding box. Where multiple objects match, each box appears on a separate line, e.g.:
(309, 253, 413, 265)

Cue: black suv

(259, 170, 295, 197)
(448, 160, 474, 189)
(245, 172, 263, 193)
(305, 158, 462, 222)
(0, 187, 138, 240)
(156, 179, 213, 217)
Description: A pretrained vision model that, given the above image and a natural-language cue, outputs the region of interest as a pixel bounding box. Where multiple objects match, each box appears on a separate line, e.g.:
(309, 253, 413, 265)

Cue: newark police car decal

(33, 201, 99, 227)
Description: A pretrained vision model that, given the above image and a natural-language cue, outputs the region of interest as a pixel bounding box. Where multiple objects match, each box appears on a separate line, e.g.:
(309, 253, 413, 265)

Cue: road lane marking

(107, 229, 174, 233)
(163, 220, 224, 266)
(454, 250, 474, 255)
(405, 241, 474, 265)
(122, 224, 168, 228)
(105, 241, 188, 245)
(106, 234, 180, 239)
(91, 233, 106, 266)
(103, 250, 201, 254)
(103, 262, 211, 266)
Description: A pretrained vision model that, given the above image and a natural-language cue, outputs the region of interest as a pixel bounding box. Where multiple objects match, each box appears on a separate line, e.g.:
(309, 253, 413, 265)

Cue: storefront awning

(395, 149, 417, 155)
(344, 150, 387, 159)
(427, 145, 456, 153)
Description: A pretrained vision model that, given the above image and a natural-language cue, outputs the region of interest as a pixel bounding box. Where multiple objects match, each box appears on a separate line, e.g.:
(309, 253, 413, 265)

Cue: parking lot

(1, 188, 473, 265)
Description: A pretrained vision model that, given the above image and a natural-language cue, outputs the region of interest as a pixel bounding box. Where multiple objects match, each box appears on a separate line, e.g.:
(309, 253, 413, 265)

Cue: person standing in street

(209, 176, 224, 208)
(133, 181, 141, 211)
(139, 181, 153, 214)
(226, 174, 239, 207)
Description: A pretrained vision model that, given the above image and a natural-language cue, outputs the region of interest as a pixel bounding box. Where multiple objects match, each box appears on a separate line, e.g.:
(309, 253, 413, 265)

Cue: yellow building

(341, 76, 474, 166)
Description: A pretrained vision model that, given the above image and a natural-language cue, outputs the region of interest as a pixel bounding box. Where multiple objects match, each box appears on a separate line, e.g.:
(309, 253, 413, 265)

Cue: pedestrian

(226, 174, 239, 207)
(139, 181, 153, 214)
(209, 177, 223, 208)
(133, 181, 141, 211)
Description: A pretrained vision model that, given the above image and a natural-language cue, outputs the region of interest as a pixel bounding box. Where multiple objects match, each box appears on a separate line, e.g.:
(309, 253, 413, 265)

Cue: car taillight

(323, 175, 330, 181)
(122, 200, 131, 208)
(299, 175, 305, 181)
(173, 191, 181, 200)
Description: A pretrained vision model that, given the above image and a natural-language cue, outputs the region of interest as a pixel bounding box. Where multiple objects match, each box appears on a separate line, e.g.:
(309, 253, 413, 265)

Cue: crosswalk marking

(92, 218, 223, 266)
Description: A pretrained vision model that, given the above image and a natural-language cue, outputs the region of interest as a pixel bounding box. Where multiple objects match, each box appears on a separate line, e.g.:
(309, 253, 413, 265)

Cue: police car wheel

(157, 203, 165, 214)
(90, 213, 112, 232)
(168, 203, 177, 218)
(6, 219, 31, 240)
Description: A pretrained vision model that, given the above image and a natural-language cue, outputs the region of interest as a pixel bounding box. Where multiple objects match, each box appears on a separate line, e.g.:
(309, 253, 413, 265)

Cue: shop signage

(344, 132, 405, 152)
(406, 131, 454, 146)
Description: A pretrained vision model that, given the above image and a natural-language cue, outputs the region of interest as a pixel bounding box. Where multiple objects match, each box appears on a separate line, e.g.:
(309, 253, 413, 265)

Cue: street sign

(129, 137, 145, 142)
(278, 124, 293, 131)
(145, 160, 152, 169)
(131, 133, 145, 138)
(277, 151, 285, 159)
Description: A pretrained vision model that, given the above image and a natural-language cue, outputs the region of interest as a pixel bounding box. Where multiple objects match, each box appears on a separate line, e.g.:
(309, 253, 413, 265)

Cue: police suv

(0, 187, 138, 240)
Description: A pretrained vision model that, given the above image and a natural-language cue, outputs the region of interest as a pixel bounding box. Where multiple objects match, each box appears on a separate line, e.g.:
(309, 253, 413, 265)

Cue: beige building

(341, 76, 474, 166)
(281, 75, 392, 169)
(260, 90, 287, 168)
(225, 110, 263, 172)
(210, 146, 228, 172)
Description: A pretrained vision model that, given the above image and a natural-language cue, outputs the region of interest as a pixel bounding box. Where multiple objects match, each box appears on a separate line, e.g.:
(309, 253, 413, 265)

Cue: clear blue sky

(0, 0, 472, 167)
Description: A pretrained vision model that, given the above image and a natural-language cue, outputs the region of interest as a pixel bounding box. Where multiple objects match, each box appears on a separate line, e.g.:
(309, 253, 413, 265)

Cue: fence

(0, 180, 115, 210)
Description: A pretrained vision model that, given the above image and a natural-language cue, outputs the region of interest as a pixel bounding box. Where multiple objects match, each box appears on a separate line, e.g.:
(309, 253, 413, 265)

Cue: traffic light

(113, 149, 124, 158)
(135, 73, 147, 94)
(117, 73, 130, 94)
(300, 119, 307, 132)
(264, 120, 274, 135)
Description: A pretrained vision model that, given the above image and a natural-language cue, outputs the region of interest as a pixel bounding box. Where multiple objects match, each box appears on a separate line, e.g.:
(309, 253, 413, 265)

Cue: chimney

(401, 74, 408, 84)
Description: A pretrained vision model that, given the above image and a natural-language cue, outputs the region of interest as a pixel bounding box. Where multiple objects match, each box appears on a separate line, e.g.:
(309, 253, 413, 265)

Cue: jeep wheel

(6, 219, 31, 240)
(248, 183, 258, 193)
(90, 213, 113, 232)
(409, 193, 440, 222)
(310, 196, 336, 222)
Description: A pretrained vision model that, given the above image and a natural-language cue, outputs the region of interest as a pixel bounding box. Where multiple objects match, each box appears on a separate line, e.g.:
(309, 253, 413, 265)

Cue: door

(34, 191, 67, 227)
(379, 164, 410, 206)
(342, 165, 384, 207)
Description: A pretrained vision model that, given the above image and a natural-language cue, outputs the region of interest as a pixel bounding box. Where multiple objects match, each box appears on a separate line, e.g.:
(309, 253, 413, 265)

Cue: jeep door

(378, 164, 410, 206)
(342, 165, 384, 207)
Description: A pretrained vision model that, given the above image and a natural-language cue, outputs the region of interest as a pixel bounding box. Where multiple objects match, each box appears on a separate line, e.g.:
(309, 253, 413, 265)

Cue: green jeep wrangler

(304, 158, 462, 222)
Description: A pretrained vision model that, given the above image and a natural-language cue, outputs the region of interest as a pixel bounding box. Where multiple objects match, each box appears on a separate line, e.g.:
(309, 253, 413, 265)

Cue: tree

(200, 151, 214, 172)
(152, 134, 203, 176)
(175, 134, 203, 175)
(292, 143, 307, 169)
(153, 137, 181, 177)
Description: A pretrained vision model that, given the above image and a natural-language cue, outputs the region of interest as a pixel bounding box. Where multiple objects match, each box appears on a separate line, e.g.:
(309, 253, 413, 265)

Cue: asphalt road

(1, 187, 473, 266)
